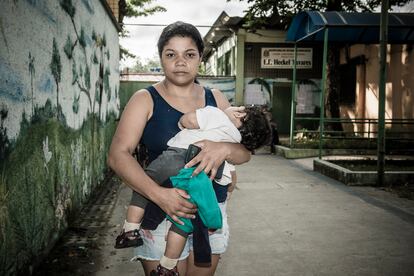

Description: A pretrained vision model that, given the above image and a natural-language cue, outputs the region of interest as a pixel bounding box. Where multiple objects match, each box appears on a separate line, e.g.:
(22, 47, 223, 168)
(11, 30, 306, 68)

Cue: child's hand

(224, 106, 246, 128)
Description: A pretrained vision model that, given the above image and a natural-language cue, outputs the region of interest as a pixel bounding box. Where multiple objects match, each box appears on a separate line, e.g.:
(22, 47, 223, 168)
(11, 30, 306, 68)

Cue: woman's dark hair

(157, 21, 204, 57)
(239, 106, 272, 151)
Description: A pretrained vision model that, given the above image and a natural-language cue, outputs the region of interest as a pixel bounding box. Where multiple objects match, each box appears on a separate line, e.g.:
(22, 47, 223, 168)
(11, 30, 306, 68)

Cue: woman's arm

(108, 90, 196, 223)
(185, 89, 251, 179)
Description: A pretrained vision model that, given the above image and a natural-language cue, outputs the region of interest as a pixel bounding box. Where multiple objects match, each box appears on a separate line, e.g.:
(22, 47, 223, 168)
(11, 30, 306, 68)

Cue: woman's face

(161, 36, 201, 86)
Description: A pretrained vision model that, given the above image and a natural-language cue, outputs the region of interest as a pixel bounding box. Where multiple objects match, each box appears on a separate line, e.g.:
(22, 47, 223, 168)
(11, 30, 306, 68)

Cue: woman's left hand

(185, 140, 229, 180)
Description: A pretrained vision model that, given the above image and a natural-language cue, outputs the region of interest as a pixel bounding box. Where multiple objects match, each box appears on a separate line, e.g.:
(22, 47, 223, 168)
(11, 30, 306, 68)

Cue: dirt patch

(33, 173, 121, 276)
(380, 184, 414, 200)
(329, 159, 414, 171)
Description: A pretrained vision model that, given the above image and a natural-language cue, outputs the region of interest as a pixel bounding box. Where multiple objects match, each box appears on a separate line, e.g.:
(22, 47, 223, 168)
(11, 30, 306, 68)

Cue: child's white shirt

(167, 106, 240, 185)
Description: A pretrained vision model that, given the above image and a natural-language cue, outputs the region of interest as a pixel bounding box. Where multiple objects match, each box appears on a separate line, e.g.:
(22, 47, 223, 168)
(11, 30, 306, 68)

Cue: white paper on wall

(296, 84, 315, 114)
(244, 84, 266, 105)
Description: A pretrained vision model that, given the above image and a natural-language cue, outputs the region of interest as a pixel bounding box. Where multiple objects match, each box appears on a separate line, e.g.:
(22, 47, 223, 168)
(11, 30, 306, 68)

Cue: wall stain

(81, 0, 94, 14)
(0, 19, 8, 53)
(24, 0, 56, 23)
(0, 59, 26, 102)
(37, 73, 54, 94)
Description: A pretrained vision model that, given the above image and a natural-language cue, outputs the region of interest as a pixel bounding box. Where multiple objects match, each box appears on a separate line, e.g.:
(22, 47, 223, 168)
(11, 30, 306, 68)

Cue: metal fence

(292, 117, 414, 140)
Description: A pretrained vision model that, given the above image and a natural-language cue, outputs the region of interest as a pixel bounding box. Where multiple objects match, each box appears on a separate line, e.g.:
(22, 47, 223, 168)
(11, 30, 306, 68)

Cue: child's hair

(157, 21, 204, 57)
(239, 106, 272, 151)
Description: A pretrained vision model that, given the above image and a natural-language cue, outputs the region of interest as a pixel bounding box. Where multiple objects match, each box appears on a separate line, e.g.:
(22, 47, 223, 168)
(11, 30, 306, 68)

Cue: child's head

(238, 106, 272, 151)
(224, 106, 272, 151)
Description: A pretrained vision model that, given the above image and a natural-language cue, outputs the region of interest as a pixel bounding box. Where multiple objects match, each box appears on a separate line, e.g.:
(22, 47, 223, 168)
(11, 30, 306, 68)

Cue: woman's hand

(184, 140, 230, 180)
(155, 187, 197, 225)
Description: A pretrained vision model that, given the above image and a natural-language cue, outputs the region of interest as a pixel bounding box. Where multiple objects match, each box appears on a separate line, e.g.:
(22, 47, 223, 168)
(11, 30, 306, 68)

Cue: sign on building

(261, 48, 313, 69)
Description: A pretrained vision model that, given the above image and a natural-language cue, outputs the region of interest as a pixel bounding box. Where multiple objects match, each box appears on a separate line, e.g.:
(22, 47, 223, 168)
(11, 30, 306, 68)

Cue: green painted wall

(119, 81, 155, 112)
(119, 77, 237, 112)
(0, 0, 120, 274)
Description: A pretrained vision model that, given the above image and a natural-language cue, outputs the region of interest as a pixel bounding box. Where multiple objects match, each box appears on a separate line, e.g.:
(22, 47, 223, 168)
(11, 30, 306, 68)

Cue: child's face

(224, 106, 246, 128)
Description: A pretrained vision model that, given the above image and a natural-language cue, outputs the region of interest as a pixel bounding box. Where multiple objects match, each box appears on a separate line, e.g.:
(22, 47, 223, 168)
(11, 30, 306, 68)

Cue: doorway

(272, 82, 292, 135)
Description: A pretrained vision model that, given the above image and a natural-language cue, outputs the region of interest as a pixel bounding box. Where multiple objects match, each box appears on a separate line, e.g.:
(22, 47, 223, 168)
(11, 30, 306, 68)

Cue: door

(272, 83, 292, 135)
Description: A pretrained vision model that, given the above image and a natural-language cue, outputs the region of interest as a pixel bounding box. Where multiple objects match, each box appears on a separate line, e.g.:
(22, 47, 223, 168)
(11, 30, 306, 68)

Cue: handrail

(291, 117, 414, 144)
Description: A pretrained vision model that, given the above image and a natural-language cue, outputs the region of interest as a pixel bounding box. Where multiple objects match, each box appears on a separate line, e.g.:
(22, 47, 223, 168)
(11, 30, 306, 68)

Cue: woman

(108, 21, 250, 275)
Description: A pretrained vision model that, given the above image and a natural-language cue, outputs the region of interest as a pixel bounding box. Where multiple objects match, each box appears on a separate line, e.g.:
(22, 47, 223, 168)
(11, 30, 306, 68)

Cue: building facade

(203, 12, 323, 134)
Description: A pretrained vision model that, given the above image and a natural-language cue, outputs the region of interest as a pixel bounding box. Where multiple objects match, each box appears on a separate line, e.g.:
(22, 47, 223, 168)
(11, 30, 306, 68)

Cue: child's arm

(227, 169, 237, 201)
(228, 170, 237, 193)
(179, 111, 200, 129)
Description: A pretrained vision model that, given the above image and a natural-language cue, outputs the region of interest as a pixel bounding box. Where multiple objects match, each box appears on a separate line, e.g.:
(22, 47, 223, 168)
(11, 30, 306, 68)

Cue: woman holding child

(108, 21, 252, 275)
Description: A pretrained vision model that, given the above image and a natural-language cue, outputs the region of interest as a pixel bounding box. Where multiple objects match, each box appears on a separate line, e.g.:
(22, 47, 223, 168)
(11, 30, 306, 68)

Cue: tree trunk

(326, 46, 343, 132)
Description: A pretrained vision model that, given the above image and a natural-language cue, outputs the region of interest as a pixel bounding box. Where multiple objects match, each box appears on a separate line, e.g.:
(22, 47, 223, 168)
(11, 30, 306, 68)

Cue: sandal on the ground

(114, 229, 143, 249)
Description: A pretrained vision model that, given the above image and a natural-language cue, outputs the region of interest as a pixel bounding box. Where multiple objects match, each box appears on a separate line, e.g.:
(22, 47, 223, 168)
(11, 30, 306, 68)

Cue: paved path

(35, 154, 414, 275)
(217, 154, 414, 276)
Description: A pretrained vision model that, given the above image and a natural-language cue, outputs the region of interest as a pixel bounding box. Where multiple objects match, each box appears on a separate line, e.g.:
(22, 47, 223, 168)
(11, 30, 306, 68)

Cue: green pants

(167, 167, 223, 233)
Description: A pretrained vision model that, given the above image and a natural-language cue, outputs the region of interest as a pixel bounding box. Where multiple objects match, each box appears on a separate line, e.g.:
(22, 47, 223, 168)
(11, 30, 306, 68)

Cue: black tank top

(141, 85, 218, 162)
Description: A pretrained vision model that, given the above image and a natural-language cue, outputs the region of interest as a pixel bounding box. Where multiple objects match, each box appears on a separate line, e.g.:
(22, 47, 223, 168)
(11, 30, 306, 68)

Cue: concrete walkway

(35, 154, 414, 275)
(217, 155, 414, 276)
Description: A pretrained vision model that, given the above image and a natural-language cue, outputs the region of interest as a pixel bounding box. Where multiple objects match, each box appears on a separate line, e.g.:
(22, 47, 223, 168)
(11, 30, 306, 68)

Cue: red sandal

(150, 264, 179, 276)
(114, 229, 143, 249)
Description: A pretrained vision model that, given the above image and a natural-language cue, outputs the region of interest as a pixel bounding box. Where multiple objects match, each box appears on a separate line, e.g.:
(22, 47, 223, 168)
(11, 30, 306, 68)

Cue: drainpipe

(319, 28, 329, 159)
(289, 44, 298, 147)
(235, 29, 246, 106)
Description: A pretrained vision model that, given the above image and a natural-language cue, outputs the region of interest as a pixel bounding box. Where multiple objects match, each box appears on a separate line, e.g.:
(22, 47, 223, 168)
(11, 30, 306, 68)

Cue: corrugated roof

(203, 11, 243, 60)
(286, 11, 414, 43)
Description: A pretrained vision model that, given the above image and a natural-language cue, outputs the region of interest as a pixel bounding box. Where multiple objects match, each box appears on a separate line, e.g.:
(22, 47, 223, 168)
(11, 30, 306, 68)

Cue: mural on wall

(0, 0, 119, 274)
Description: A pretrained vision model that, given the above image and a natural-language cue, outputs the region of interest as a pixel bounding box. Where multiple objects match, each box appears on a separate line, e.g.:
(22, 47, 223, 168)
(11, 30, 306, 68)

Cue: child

(116, 105, 271, 275)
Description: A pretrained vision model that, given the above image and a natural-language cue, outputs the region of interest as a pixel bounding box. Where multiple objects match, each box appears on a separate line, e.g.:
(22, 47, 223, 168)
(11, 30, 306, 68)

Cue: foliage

(287, 136, 378, 149)
(79, 27, 87, 48)
(50, 39, 62, 84)
(64, 35, 73, 59)
(119, 0, 166, 24)
(120, 45, 136, 60)
(119, 0, 166, 60)
(198, 63, 206, 75)
(0, 100, 119, 274)
(131, 55, 161, 73)
(229, 0, 413, 30)
(60, 0, 75, 18)
(0, 106, 10, 165)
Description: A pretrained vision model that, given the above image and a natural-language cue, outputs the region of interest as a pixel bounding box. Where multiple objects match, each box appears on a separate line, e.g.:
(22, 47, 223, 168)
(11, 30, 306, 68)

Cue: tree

(119, 0, 166, 60)
(131, 56, 147, 72)
(131, 55, 161, 73)
(119, 0, 166, 24)
(50, 38, 62, 118)
(228, 0, 413, 127)
(230, 0, 411, 30)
